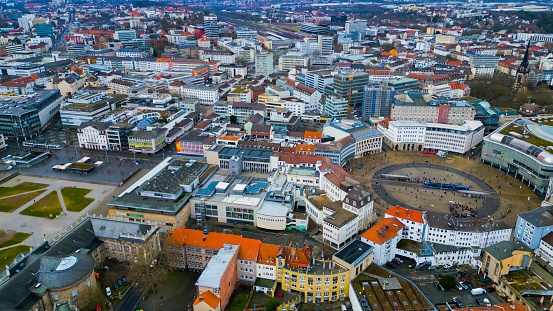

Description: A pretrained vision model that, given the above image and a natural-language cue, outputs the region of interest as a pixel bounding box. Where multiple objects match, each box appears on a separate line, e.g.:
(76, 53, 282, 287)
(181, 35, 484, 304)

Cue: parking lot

(386, 256, 501, 308)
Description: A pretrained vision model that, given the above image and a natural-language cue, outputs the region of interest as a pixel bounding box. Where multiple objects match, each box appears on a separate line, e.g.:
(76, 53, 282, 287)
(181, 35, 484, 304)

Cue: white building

(77, 121, 110, 150)
(255, 51, 274, 77)
(361, 217, 404, 265)
(377, 120, 426, 152)
(423, 121, 484, 154)
(180, 85, 220, 105)
(278, 52, 309, 71)
(200, 50, 236, 65)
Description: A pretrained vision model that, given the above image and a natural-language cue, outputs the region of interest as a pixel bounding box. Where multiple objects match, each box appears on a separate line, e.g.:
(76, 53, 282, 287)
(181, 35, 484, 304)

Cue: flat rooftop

(141, 160, 207, 194)
(333, 240, 374, 265)
(195, 245, 238, 289)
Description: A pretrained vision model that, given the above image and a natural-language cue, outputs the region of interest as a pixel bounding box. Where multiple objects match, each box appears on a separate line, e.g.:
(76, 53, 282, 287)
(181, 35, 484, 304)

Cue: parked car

(105, 287, 111, 297)
(453, 297, 464, 308)
(460, 282, 469, 290)
(464, 281, 474, 289)
(101, 266, 110, 271)
(117, 279, 123, 286)
(275, 292, 284, 298)
(487, 287, 496, 293)
(475, 298, 482, 306)
(114, 283, 120, 291)
(394, 257, 403, 263)
(391, 259, 401, 265)
(456, 283, 464, 290)
(386, 262, 397, 269)
(121, 276, 127, 284)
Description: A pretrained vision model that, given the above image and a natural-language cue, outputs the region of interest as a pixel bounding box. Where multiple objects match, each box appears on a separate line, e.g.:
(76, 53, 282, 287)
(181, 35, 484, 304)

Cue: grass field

(61, 187, 93, 212)
(227, 291, 249, 311)
(0, 190, 46, 213)
(20, 191, 63, 219)
(0, 232, 31, 249)
(0, 245, 31, 269)
(0, 182, 48, 198)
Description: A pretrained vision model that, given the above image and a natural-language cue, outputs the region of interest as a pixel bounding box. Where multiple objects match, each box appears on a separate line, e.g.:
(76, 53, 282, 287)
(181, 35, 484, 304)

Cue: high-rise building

(255, 51, 273, 77)
(17, 14, 35, 33)
(114, 30, 137, 43)
(204, 15, 218, 39)
(324, 71, 370, 110)
(345, 19, 367, 41)
(35, 23, 53, 38)
(362, 86, 396, 118)
(318, 35, 334, 55)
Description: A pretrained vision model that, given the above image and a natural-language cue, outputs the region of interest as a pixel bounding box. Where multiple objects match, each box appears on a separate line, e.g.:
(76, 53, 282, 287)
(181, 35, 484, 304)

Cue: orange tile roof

(167, 228, 243, 250)
(361, 218, 404, 245)
(385, 206, 425, 224)
(296, 143, 315, 153)
(218, 135, 241, 141)
(277, 244, 312, 269)
(193, 290, 220, 309)
(257, 243, 279, 266)
(448, 82, 469, 90)
(239, 238, 261, 262)
(304, 131, 322, 140)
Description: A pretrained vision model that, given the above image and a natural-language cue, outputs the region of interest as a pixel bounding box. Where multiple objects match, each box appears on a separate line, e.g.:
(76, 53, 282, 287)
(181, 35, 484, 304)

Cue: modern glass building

(324, 71, 369, 111)
(481, 117, 553, 193)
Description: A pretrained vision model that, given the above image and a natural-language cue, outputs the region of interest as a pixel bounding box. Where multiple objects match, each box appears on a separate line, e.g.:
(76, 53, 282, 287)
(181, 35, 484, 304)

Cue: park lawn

(61, 187, 94, 212)
(0, 182, 48, 198)
(0, 232, 32, 249)
(0, 245, 31, 268)
(0, 190, 46, 213)
(20, 191, 63, 219)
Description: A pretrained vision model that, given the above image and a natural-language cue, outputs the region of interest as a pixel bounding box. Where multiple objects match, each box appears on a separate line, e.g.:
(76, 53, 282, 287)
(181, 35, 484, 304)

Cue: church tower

(513, 41, 531, 91)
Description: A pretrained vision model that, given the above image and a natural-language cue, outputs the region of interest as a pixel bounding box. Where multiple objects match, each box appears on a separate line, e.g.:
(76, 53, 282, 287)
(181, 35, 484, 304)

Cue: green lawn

(0, 245, 31, 268)
(0, 232, 31, 249)
(227, 290, 249, 311)
(0, 182, 48, 198)
(61, 187, 94, 212)
(0, 190, 46, 213)
(20, 191, 63, 219)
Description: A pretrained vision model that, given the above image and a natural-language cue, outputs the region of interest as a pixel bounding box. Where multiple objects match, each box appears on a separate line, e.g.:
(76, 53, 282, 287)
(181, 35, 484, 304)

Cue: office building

(345, 20, 367, 35)
(362, 85, 395, 118)
(278, 52, 309, 72)
(304, 70, 334, 94)
(255, 51, 273, 77)
(114, 29, 137, 43)
(318, 35, 334, 55)
(324, 71, 370, 110)
(0, 90, 63, 139)
(34, 23, 53, 38)
(391, 98, 476, 125)
(204, 15, 219, 39)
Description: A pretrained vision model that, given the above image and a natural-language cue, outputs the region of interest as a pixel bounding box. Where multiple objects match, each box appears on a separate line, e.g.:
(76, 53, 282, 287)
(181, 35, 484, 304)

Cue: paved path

(371, 163, 501, 218)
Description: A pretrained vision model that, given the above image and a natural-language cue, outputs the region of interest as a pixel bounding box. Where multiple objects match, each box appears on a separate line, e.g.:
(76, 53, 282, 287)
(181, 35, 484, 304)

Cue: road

(116, 288, 143, 311)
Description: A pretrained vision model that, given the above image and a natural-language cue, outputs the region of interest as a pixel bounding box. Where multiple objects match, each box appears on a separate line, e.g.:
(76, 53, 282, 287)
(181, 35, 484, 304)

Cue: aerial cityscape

(0, 0, 553, 311)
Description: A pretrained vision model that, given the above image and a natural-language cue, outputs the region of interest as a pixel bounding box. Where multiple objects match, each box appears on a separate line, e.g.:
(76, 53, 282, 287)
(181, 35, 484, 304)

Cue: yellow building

(128, 128, 167, 154)
(482, 241, 533, 284)
(274, 245, 350, 303)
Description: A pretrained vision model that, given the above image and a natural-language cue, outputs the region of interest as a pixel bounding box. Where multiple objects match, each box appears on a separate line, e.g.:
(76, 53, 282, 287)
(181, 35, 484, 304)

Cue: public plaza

(348, 151, 543, 227)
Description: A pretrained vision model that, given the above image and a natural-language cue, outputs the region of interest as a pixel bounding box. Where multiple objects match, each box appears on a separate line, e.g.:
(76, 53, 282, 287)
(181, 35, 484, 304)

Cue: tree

(265, 298, 281, 311)
(230, 115, 237, 124)
(439, 274, 457, 290)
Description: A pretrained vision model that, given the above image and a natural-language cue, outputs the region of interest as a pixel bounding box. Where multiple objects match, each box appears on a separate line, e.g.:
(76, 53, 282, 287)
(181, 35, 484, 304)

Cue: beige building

(482, 241, 532, 284)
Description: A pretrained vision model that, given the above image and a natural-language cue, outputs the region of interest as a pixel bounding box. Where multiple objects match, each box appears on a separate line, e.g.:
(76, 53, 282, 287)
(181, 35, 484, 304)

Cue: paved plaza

(0, 175, 117, 249)
(349, 151, 543, 226)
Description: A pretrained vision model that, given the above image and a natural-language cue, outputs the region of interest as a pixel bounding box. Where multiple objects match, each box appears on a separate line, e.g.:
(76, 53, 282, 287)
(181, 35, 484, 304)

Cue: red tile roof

(361, 218, 404, 245)
(193, 290, 220, 308)
(385, 206, 425, 224)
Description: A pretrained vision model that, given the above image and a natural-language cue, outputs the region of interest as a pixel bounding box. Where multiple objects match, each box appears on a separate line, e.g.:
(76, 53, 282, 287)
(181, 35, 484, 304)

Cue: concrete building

(255, 51, 274, 77)
(391, 99, 476, 125)
(108, 158, 209, 228)
(278, 52, 309, 72)
(324, 71, 370, 110)
(323, 118, 382, 158)
(377, 119, 426, 152)
(180, 85, 220, 105)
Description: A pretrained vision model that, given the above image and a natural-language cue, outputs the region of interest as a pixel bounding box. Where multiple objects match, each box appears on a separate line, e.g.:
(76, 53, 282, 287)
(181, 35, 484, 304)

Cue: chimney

(199, 295, 203, 301)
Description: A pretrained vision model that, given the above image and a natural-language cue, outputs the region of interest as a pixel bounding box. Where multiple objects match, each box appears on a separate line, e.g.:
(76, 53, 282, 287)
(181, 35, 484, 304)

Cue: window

(53, 294, 59, 301)
(87, 280, 91, 287)
(71, 290, 78, 297)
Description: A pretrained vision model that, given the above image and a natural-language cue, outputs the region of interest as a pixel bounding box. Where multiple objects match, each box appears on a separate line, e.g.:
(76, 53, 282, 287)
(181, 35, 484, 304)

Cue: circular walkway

(371, 163, 501, 219)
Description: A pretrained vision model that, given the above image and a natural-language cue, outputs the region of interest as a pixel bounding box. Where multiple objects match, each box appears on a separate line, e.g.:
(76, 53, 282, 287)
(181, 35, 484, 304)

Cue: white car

(106, 287, 112, 297)
(443, 263, 452, 269)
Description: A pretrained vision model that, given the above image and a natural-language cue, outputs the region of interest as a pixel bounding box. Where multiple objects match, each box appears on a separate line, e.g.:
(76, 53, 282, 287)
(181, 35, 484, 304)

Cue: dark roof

(251, 124, 271, 133)
(248, 113, 264, 124)
(519, 206, 553, 227)
(0, 219, 100, 311)
(484, 241, 531, 261)
(334, 240, 374, 265)
(79, 121, 110, 131)
(542, 232, 553, 247)
(345, 185, 371, 205)
(37, 253, 96, 289)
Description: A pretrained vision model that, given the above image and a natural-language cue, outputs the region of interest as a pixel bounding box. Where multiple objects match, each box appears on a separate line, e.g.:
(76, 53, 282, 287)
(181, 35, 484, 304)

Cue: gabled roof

(257, 243, 279, 266)
(361, 217, 404, 245)
(304, 131, 322, 140)
(385, 206, 425, 224)
(239, 238, 261, 262)
(193, 290, 220, 308)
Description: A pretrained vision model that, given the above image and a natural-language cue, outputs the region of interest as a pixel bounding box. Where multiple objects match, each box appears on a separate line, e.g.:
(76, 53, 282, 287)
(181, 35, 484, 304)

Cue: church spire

(519, 41, 531, 72)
